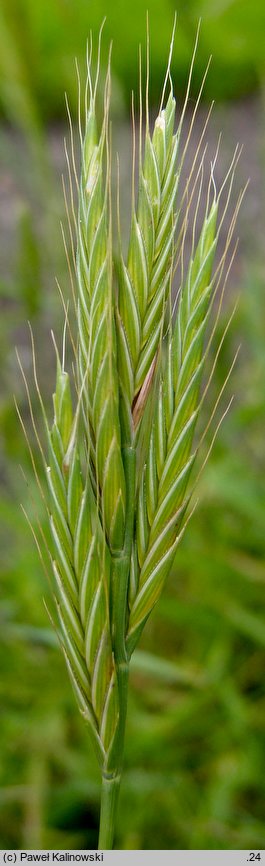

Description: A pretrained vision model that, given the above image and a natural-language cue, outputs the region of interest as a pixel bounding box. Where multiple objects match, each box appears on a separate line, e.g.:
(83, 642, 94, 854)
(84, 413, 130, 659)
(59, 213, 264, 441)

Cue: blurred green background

(1, 0, 265, 851)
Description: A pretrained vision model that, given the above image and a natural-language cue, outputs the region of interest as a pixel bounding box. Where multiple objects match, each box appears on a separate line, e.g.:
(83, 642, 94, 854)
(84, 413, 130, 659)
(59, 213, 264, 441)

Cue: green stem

(99, 660, 129, 849)
(112, 446, 136, 666)
(98, 772, 121, 849)
(123, 446, 136, 558)
(98, 446, 135, 848)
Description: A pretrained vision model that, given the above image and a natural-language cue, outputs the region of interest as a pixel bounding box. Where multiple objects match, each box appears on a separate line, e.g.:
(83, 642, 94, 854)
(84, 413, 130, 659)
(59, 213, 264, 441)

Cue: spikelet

(47, 357, 119, 767)
(117, 88, 179, 444)
(76, 63, 126, 553)
(126, 197, 219, 655)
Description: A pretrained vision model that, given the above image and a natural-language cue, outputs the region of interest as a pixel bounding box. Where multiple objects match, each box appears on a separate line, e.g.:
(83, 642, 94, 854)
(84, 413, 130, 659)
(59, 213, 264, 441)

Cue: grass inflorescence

(18, 24, 242, 849)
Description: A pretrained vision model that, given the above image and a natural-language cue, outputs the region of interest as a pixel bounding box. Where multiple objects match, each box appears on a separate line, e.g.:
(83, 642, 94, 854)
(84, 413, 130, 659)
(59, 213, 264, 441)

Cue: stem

(112, 446, 136, 668)
(98, 446, 135, 848)
(98, 773, 121, 849)
(98, 661, 129, 849)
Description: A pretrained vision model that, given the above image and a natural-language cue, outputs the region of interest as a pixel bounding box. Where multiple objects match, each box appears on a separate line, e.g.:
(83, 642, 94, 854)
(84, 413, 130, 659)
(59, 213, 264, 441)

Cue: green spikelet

(117, 91, 179, 444)
(76, 76, 126, 553)
(47, 362, 119, 766)
(127, 198, 219, 655)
